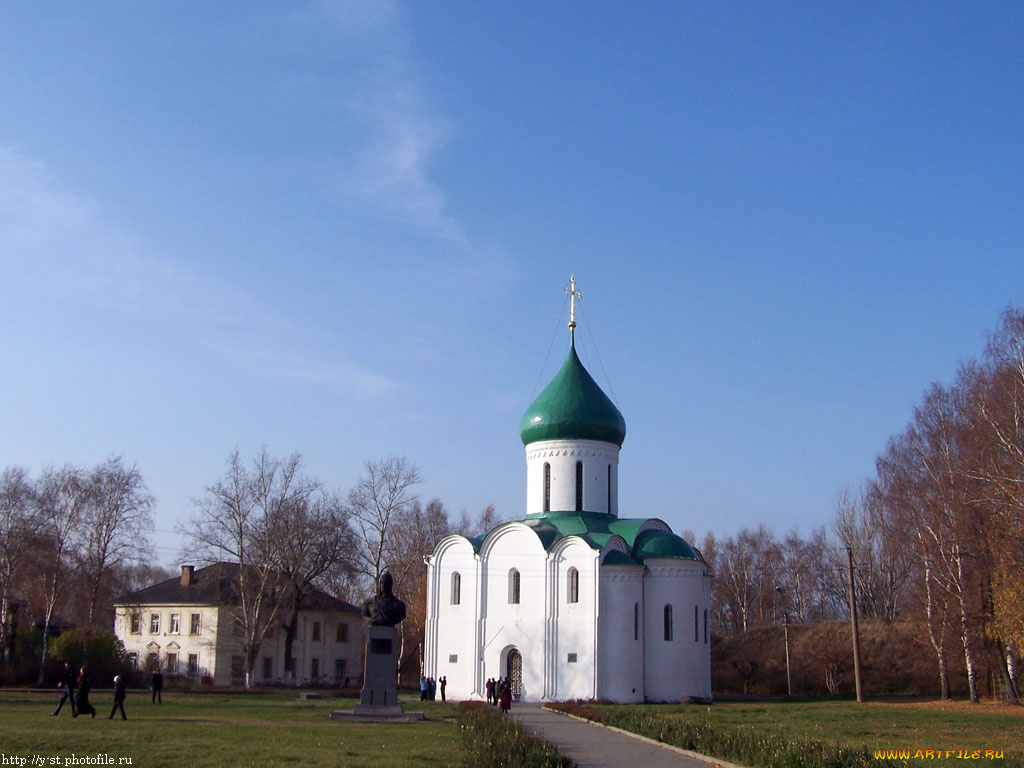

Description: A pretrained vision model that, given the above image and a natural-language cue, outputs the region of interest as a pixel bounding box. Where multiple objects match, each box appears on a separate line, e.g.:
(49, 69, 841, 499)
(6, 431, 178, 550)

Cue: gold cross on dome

(565, 274, 581, 333)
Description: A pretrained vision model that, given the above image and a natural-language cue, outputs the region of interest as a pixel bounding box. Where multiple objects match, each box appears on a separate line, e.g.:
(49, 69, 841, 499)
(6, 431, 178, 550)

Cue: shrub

(458, 701, 574, 768)
(50, 629, 132, 685)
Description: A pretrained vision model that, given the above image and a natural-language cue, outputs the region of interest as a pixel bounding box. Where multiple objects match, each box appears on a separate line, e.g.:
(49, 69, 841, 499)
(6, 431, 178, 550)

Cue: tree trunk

(923, 562, 950, 700)
(37, 608, 54, 686)
(955, 551, 979, 703)
(282, 606, 300, 686)
(996, 639, 1020, 704)
(82, 570, 104, 658)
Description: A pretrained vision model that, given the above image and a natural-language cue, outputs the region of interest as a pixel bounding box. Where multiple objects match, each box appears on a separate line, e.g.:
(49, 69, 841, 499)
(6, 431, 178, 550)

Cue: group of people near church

(486, 677, 512, 713)
(49, 661, 128, 720)
(419, 675, 447, 701)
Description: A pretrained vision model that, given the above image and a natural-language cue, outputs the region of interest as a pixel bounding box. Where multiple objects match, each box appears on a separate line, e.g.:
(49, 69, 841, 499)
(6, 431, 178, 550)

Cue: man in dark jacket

(151, 669, 163, 703)
(50, 661, 77, 717)
(108, 675, 127, 720)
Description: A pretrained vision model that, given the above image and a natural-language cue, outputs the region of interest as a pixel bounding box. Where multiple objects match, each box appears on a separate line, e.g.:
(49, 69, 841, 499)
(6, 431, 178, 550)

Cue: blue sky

(2, 2, 1022, 564)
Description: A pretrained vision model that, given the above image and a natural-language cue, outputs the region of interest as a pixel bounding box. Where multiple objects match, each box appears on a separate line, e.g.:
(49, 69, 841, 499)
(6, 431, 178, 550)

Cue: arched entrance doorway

(505, 648, 522, 700)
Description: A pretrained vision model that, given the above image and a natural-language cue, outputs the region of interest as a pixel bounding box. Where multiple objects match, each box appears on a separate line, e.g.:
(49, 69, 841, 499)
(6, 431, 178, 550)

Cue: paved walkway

(512, 704, 722, 768)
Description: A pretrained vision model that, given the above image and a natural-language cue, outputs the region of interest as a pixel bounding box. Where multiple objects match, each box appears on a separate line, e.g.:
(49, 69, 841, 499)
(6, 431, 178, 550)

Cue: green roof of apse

(515, 511, 700, 563)
(519, 344, 626, 447)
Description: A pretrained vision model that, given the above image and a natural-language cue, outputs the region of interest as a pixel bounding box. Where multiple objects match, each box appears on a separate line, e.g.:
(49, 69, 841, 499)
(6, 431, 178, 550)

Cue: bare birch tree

(346, 456, 422, 589)
(269, 482, 354, 685)
(0, 466, 36, 665)
(34, 466, 89, 684)
(186, 449, 290, 688)
(77, 457, 154, 653)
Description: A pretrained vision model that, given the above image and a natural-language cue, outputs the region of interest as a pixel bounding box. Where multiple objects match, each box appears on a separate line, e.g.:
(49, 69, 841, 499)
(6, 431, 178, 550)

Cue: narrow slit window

(567, 567, 579, 603)
(704, 609, 709, 644)
(695, 605, 699, 642)
(575, 461, 583, 511)
(607, 464, 612, 512)
(508, 568, 521, 604)
(664, 604, 673, 641)
(543, 463, 551, 512)
(634, 602, 639, 641)
(451, 571, 461, 605)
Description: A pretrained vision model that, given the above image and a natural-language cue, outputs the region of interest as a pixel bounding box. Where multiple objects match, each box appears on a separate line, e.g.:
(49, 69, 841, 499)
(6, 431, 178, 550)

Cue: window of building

(311, 658, 319, 679)
(607, 464, 612, 512)
(335, 659, 347, 680)
(567, 567, 579, 603)
(448, 654, 458, 663)
(146, 652, 159, 671)
(187, 653, 198, 677)
(634, 602, 639, 641)
(233, 617, 243, 636)
(231, 655, 244, 679)
(704, 609, 709, 644)
(336, 623, 348, 643)
(451, 571, 461, 605)
(263, 657, 273, 680)
(312, 621, 321, 642)
(166, 653, 177, 674)
(127, 652, 138, 670)
(567, 653, 578, 663)
(129, 613, 141, 634)
(190, 613, 201, 635)
(664, 604, 673, 641)
(575, 461, 583, 511)
(695, 605, 699, 642)
(149, 613, 160, 634)
(543, 463, 551, 512)
(169, 613, 180, 634)
(508, 568, 521, 604)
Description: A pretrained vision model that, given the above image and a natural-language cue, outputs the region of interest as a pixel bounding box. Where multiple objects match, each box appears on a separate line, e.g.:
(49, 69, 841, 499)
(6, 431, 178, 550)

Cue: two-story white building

(115, 563, 362, 687)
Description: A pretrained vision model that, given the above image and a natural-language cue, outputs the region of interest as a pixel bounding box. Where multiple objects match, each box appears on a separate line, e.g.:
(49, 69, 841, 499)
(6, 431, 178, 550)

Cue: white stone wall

(425, 525, 714, 704)
(479, 523, 548, 702)
(598, 563, 644, 702)
(525, 439, 620, 516)
(425, 535, 481, 699)
(641, 560, 713, 702)
(550, 538, 599, 700)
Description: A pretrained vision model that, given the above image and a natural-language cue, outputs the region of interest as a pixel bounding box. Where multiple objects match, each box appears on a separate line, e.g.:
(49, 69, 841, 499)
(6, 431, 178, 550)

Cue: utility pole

(775, 585, 792, 696)
(846, 547, 864, 703)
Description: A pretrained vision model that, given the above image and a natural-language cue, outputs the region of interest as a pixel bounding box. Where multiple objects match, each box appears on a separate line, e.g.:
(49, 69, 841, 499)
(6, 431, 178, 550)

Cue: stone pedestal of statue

(330, 625, 424, 722)
(355, 625, 401, 713)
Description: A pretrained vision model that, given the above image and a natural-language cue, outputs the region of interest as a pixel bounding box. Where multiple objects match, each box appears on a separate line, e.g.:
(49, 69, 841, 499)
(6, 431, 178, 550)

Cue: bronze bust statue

(361, 570, 406, 627)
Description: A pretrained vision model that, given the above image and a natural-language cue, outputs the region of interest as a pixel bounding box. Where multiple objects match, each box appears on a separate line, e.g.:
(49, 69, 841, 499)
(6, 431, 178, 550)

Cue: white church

(423, 281, 712, 703)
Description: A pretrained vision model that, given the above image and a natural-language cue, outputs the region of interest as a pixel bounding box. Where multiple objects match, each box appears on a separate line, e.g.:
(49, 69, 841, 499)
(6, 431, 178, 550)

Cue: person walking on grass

(108, 675, 127, 720)
(151, 668, 163, 704)
(439, 675, 447, 702)
(50, 661, 77, 717)
(76, 666, 96, 718)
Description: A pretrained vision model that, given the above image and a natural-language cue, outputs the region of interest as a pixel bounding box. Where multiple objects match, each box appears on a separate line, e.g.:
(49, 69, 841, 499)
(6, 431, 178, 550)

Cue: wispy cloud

(311, 0, 465, 244)
(0, 145, 397, 396)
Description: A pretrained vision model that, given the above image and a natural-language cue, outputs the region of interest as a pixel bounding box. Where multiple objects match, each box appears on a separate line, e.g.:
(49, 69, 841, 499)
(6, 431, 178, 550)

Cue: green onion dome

(520, 343, 626, 447)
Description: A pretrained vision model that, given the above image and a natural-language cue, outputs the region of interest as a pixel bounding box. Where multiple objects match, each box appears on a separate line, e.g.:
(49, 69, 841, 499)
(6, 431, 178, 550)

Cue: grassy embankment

(551, 698, 1024, 767)
(0, 691, 461, 768)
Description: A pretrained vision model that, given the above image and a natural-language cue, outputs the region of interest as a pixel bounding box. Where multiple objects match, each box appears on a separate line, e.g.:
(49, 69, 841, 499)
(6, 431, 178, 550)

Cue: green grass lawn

(0, 691, 462, 768)
(592, 699, 1024, 765)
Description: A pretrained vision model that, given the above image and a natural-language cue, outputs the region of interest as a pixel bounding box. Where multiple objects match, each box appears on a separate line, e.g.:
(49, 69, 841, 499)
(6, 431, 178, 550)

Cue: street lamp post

(776, 585, 792, 697)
